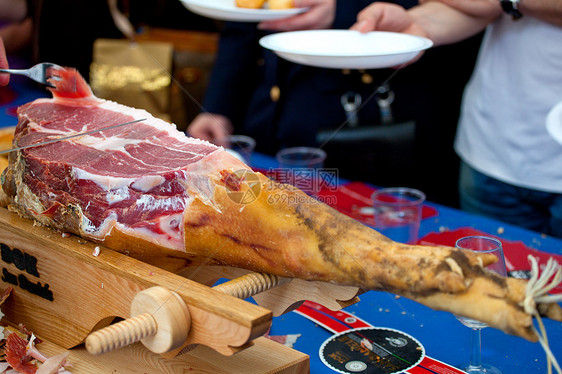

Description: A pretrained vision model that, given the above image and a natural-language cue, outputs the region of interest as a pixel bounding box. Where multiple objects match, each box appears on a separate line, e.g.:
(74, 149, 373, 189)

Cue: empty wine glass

(455, 236, 507, 374)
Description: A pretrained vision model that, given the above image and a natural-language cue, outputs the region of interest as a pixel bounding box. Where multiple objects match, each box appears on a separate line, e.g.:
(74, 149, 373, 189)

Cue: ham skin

(2, 69, 561, 342)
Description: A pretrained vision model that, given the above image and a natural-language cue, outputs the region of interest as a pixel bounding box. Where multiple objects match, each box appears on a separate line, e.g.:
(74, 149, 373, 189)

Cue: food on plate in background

(236, 0, 266, 8)
(2, 68, 562, 345)
(268, 0, 294, 9)
(236, 0, 293, 9)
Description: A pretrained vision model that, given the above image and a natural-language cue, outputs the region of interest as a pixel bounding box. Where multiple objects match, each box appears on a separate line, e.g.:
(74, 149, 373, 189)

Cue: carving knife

(0, 118, 146, 155)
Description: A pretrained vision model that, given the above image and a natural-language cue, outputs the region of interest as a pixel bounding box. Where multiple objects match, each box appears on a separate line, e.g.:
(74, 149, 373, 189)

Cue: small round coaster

(319, 327, 425, 374)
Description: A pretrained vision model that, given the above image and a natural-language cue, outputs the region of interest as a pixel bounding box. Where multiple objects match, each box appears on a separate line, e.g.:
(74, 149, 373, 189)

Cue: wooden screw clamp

(86, 273, 290, 355)
(86, 286, 191, 355)
(0, 207, 272, 357)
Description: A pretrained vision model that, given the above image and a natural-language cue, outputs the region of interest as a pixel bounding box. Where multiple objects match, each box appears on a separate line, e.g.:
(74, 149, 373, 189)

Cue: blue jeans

(459, 162, 562, 238)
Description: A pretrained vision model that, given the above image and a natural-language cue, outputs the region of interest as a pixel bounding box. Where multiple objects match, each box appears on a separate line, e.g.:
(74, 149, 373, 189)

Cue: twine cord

(522, 256, 562, 374)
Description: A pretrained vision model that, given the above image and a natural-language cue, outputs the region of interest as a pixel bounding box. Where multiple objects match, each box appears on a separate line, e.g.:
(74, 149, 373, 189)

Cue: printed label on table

(319, 327, 424, 374)
(296, 301, 468, 374)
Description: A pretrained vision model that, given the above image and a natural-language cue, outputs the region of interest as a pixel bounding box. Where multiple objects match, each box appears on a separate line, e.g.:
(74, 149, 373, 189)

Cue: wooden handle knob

(213, 272, 290, 299)
(86, 286, 191, 355)
(86, 273, 286, 356)
(85, 312, 157, 355)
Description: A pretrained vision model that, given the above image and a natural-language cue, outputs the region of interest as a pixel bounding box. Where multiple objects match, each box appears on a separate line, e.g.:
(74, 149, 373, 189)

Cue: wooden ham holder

(0, 206, 361, 373)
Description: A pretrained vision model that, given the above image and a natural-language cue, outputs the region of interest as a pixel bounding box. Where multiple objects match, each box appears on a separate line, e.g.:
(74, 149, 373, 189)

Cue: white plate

(180, 0, 307, 22)
(546, 101, 562, 145)
(259, 30, 433, 69)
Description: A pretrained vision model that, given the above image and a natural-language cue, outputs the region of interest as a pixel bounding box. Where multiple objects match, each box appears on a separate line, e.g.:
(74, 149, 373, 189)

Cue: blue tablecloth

(0, 57, 49, 129)
(1, 80, 561, 374)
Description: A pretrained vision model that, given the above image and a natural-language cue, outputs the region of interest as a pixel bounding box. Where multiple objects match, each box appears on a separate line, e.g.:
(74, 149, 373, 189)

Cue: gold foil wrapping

(90, 39, 174, 121)
(90, 63, 171, 92)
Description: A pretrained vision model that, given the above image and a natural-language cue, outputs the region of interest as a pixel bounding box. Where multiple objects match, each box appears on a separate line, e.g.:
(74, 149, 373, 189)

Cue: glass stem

(469, 327, 483, 370)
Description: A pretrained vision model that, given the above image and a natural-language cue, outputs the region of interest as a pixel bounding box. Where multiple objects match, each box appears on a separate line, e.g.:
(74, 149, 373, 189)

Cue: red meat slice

(47, 66, 92, 100)
(5, 332, 38, 374)
(9, 68, 246, 254)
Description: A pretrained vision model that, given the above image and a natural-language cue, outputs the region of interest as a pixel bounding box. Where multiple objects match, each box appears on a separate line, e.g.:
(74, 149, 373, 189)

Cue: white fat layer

(27, 120, 58, 134)
(131, 175, 166, 192)
(106, 188, 129, 205)
(81, 211, 117, 237)
(75, 134, 143, 151)
(136, 195, 186, 212)
(157, 213, 184, 244)
(27, 118, 91, 136)
(80, 204, 190, 252)
(73, 167, 135, 191)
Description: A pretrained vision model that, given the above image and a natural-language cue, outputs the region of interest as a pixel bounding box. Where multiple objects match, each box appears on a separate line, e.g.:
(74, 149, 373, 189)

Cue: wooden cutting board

(36, 334, 309, 373)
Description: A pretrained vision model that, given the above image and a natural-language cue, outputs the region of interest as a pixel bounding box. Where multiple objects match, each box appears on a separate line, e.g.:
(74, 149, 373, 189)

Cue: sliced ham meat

(6, 69, 246, 257)
(4, 333, 38, 374)
(3, 331, 70, 374)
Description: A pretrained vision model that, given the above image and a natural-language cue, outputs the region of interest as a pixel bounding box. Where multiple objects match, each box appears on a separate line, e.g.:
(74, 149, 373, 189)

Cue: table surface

(252, 148, 562, 374)
(1, 75, 561, 374)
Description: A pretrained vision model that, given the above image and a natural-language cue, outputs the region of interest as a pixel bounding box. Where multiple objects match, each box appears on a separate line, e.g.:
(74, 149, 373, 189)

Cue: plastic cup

(276, 147, 327, 169)
(372, 187, 426, 244)
(217, 135, 256, 165)
(275, 147, 327, 195)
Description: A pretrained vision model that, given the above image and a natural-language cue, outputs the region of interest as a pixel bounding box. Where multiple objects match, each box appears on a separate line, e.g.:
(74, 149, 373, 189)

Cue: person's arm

(518, 0, 562, 26)
(187, 22, 259, 141)
(0, 17, 32, 54)
(186, 113, 233, 142)
(426, 0, 562, 26)
(351, 1, 496, 46)
(0, 37, 9, 86)
(0, 0, 27, 21)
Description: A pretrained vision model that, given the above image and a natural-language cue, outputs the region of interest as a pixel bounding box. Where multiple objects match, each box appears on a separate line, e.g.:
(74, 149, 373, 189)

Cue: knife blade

(0, 118, 146, 155)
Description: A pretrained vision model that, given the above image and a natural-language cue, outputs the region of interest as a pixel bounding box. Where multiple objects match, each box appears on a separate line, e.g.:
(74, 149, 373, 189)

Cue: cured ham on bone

(2, 68, 562, 347)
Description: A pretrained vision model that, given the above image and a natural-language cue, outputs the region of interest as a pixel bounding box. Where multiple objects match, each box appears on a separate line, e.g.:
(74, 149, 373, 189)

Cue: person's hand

(350, 3, 429, 66)
(0, 37, 9, 86)
(258, 0, 336, 31)
(186, 113, 233, 143)
(352, 1, 496, 48)
(350, 2, 428, 38)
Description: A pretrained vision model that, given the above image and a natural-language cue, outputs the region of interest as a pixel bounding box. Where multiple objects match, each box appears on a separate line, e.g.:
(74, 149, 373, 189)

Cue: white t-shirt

(454, 16, 562, 193)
